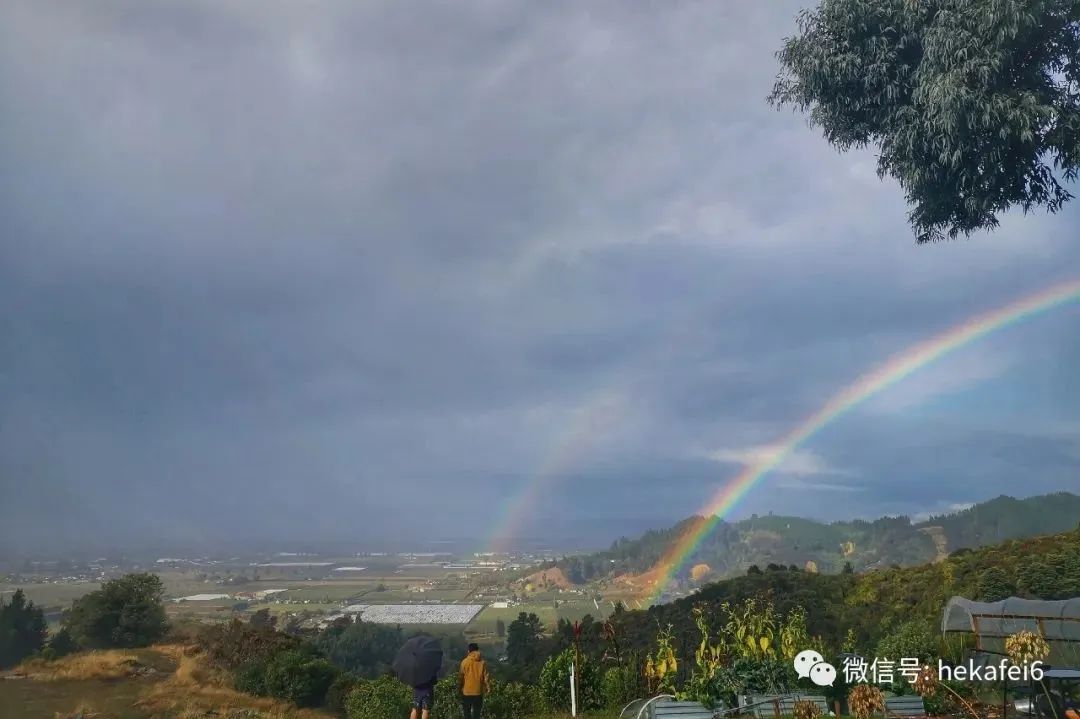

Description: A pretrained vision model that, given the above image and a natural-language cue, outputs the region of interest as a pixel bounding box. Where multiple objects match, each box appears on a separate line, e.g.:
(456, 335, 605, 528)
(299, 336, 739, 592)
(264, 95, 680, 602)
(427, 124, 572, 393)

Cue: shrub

(262, 649, 339, 707)
(849, 685, 885, 719)
(325, 672, 361, 714)
(794, 699, 823, 719)
(234, 659, 270, 696)
(46, 628, 79, 659)
(197, 619, 302, 671)
(539, 648, 602, 713)
(434, 676, 464, 719)
(345, 675, 411, 719)
(874, 620, 938, 663)
(485, 680, 543, 718)
(602, 665, 641, 710)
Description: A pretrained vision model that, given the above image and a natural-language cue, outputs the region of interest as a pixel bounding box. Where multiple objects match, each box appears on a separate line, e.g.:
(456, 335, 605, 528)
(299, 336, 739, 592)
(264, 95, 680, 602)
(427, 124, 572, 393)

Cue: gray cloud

(2, 0, 1079, 557)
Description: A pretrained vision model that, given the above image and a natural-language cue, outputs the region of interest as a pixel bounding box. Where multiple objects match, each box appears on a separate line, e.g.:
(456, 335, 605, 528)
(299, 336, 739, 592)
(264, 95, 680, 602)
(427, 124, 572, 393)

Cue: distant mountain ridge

(553, 491, 1080, 592)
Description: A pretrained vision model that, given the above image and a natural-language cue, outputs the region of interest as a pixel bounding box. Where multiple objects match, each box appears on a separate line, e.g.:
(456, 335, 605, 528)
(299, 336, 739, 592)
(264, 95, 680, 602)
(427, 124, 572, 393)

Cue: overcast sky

(2, 1, 1078, 557)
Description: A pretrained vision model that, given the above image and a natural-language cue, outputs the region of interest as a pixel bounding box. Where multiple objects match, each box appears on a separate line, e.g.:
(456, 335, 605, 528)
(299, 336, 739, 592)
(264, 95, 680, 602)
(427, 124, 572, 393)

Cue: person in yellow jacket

(458, 643, 491, 719)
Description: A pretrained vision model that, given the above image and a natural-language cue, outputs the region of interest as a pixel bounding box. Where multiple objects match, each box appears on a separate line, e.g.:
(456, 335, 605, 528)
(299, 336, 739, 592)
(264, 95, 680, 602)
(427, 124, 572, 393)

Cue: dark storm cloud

(2, 0, 1079, 557)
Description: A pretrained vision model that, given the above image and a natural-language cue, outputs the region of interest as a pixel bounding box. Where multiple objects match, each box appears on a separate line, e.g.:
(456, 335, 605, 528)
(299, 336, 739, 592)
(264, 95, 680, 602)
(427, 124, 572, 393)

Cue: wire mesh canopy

(942, 596, 1080, 666)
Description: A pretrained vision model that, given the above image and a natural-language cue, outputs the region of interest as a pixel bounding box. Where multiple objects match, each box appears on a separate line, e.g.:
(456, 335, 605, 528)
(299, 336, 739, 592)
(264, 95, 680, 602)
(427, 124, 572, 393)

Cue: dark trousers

(462, 694, 483, 719)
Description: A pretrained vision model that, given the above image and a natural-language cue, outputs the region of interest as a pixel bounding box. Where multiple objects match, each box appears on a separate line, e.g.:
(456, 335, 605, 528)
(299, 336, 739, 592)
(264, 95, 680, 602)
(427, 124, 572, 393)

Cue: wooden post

(835, 700, 842, 718)
(774, 697, 782, 719)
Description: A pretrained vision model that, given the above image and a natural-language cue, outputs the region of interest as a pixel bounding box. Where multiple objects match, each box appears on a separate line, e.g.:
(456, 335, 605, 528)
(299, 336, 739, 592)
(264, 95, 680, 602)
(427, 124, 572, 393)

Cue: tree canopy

(769, 0, 1080, 242)
(65, 573, 168, 649)
(0, 589, 47, 668)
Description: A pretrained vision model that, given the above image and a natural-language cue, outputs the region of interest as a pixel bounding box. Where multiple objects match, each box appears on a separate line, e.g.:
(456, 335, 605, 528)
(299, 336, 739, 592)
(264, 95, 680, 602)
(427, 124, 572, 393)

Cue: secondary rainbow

(646, 278, 1080, 602)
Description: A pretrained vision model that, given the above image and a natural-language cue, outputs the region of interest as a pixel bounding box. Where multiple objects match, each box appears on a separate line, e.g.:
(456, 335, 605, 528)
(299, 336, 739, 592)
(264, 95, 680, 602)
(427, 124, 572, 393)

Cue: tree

(506, 612, 545, 669)
(311, 619, 402, 678)
(769, 0, 1080, 242)
(0, 589, 48, 668)
(1017, 560, 1063, 599)
(65, 573, 168, 648)
(496, 618, 506, 638)
(250, 608, 277, 630)
(874, 619, 938, 663)
(977, 567, 1014, 602)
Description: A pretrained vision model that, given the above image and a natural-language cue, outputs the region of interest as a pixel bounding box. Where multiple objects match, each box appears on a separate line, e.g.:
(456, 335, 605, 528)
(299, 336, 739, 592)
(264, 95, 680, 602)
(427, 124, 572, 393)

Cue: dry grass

(5, 644, 333, 718)
(135, 646, 334, 719)
(15, 649, 146, 681)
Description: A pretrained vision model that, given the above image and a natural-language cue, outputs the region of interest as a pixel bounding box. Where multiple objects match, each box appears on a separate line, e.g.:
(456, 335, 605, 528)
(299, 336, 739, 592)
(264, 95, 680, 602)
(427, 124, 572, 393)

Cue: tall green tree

(769, 0, 1080, 242)
(0, 589, 48, 668)
(506, 612, 545, 669)
(65, 573, 168, 648)
(977, 567, 1014, 601)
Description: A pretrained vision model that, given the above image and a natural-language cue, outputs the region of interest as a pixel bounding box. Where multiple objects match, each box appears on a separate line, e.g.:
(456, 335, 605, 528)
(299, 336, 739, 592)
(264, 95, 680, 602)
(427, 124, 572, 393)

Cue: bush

(234, 659, 270, 696)
(485, 680, 543, 719)
(430, 675, 541, 719)
(197, 619, 302, 671)
(345, 675, 411, 719)
(325, 672, 361, 714)
(874, 620, 938, 663)
(434, 676, 464, 719)
(64, 573, 168, 649)
(263, 649, 339, 707)
(47, 628, 79, 659)
(539, 648, 603, 713)
(602, 665, 640, 710)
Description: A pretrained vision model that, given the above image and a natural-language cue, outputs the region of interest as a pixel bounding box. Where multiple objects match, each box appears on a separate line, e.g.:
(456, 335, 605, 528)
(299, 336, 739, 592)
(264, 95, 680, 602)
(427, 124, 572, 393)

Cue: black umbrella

(393, 636, 444, 687)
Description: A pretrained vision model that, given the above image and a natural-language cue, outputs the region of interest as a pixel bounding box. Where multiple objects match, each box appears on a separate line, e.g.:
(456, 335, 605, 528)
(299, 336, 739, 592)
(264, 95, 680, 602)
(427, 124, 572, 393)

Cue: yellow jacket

(459, 651, 490, 696)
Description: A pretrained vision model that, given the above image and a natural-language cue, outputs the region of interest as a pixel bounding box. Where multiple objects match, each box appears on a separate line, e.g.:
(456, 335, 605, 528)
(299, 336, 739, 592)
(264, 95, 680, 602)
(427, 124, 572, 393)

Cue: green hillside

(606, 526, 1080, 669)
(555, 492, 1080, 590)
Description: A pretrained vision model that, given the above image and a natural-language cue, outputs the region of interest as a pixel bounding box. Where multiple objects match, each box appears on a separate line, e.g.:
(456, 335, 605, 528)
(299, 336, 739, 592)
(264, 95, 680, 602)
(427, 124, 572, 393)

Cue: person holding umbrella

(458, 642, 491, 719)
(393, 636, 444, 719)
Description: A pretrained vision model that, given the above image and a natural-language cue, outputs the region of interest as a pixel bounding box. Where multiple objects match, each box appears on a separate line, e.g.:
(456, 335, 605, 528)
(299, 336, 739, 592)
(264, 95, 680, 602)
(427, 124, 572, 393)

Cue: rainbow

(486, 390, 627, 555)
(646, 278, 1080, 602)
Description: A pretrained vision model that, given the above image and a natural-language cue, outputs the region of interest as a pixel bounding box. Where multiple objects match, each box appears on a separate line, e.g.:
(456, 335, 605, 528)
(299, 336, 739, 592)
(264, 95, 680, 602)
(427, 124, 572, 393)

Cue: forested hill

(554, 491, 1080, 588)
(603, 527, 1080, 668)
(919, 492, 1080, 548)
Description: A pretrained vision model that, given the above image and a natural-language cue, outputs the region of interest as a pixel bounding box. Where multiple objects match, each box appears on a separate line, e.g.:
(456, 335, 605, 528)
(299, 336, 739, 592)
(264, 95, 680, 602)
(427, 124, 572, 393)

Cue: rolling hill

(553, 491, 1080, 593)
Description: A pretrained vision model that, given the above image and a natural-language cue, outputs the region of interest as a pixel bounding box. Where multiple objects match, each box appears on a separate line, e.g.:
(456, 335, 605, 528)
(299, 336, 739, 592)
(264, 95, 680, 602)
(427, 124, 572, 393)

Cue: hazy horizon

(3, 1, 1079, 559)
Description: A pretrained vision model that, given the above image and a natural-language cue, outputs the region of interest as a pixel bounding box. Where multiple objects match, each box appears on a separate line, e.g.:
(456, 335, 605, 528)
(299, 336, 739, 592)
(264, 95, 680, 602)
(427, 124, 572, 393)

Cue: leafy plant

(644, 624, 679, 695)
(539, 647, 602, 713)
(345, 675, 411, 719)
(234, 659, 270, 696)
(262, 649, 339, 707)
(602, 665, 641, 710)
(794, 698, 823, 719)
(324, 671, 360, 714)
(848, 684, 885, 719)
(1006, 630, 1050, 664)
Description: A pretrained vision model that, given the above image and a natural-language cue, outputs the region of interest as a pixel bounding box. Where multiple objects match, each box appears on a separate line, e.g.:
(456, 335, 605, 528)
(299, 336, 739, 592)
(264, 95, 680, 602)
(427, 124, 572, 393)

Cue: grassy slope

(0, 645, 335, 719)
